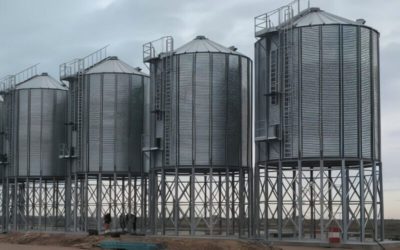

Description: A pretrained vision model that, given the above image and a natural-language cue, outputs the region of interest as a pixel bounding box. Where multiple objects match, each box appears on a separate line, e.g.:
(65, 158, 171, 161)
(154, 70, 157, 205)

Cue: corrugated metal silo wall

(142, 76, 151, 173)
(78, 73, 147, 175)
(255, 24, 380, 161)
(0, 100, 3, 156)
(151, 52, 252, 169)
(8, 89, 67, 177)
(0, 99, 3, 179)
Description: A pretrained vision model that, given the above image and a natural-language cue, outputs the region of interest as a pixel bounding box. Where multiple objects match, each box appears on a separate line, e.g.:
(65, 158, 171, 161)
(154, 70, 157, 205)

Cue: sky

(0, 0, 399, 219)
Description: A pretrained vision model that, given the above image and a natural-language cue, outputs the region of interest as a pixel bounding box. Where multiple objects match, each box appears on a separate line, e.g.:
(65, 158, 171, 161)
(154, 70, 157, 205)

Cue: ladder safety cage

(59, 45, 109, 79)
(254, 0, 310, 36)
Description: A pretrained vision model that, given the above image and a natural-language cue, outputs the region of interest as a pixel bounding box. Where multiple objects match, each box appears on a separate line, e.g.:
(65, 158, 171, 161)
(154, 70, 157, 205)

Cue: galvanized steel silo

(144, 36, 252, 236)
(2, 72, 67, 231)
(78, 56, 147, 175)
(60, 51, 149, 233)
(5, 73, 67, 178)
(254, 3, 383, 241)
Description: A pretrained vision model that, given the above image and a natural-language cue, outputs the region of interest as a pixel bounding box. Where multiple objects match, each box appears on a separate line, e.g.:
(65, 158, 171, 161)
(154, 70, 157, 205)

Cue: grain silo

(143, 36, 252, 236)
(0, 67, 67, 231)
(254, 1, 383, 242)
(59, 47, 149, 233)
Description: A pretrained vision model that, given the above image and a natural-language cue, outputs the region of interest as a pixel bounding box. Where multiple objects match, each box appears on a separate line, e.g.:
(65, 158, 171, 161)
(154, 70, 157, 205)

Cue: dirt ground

(0, 232, 103, 249)
(0, 232, 399, 250)
(0, 243, 81, 250)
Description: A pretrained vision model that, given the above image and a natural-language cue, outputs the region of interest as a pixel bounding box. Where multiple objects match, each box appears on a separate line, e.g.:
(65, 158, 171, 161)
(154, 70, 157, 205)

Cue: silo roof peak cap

(41, 72, 48, 76)
(228, 46, 238, 51)
(356, 18, 366, 24)
(175, 36, 245, 56)
(309, 7, 320, 12)
(108, 56, 118, 60)
(195, 35, 207, 40)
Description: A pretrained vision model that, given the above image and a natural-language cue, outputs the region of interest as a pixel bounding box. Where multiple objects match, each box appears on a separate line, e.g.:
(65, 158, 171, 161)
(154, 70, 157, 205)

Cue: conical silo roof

(16, 73, 67, 90)
(291, 7, 359, 27)
(174, 35, 243, 55)
(85, 56, 147, 76)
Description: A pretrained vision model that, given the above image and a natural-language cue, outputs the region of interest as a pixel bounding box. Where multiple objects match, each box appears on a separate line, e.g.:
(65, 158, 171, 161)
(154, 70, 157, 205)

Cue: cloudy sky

(0, 0, 399, 218)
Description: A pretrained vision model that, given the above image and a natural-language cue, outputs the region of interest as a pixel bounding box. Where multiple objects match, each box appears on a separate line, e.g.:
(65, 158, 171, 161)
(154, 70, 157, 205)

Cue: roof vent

(109, 56, 118, 60)
(41, 73, 48, 76)
(309, 7, 320, 12)
(356, 18, 366, 24)
(228, 46, 238, 51)
(195, 35, 206, 40)
(135, 67, 142, 72)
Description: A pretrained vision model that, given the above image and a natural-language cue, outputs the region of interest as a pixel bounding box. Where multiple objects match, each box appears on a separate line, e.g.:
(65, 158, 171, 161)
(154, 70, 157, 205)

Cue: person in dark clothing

(104, 213, 111, 233)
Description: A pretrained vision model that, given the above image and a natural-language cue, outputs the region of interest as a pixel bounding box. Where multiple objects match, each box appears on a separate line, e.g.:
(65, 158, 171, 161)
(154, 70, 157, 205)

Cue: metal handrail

(143, 36, 174, 62)
(14, 63, 39, 84)
(60, 45, 109, 79)
(254, 0, 310, 34)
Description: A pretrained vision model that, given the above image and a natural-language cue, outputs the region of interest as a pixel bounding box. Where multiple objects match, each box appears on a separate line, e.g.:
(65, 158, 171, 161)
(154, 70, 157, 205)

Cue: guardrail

(254, 0, 310, 35)
(60, 45, 109, 79)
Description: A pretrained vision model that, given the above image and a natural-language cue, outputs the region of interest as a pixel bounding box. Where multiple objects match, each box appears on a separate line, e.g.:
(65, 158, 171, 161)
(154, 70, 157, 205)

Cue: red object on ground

(328, 227, 341, 244)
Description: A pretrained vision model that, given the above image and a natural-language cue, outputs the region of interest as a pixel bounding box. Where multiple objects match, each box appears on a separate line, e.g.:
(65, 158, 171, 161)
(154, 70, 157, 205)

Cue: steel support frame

(68, 173, 148, 233)
(150, 167, 251, 237)
(254, 159, 383, 242)
(3, 177, 65, 231)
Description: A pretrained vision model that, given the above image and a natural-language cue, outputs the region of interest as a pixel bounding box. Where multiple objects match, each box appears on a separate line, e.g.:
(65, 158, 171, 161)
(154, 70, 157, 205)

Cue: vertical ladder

(76, 68, 84, 165)
(163, 54, 172, 165)
(155, 69, 162, 121)
(7, 77, 16, 174)
(282, 6, 294, 158)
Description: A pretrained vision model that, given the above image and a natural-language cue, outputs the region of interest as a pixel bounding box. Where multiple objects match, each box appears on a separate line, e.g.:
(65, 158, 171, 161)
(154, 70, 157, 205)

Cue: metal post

(378, 163, 384, 241)
(65, 174, 71, 231)
(225, 169, 229, 236)
(73, 174, 78, 231)
(341, 160, 348, 241)
(5, 177, 10, 231)
(25, 178, 29, 230)
(84, 173, 88, 231)
(113, 173, 117, 230)
(298, 161, 303, 239)
(218, 174, 222, 235)
(372, 161, 378, 240)
(44, 180, 48, 230)
(310, 170, 315, 238)
(13, 177, 17, 230)
(208, 168, 213, 236)
(239, 168, 244, 237)
(248, 167, 253, 238)
(277, 161, 282, 240)
(97, 173, 102, 233)
(253, 165, 260, 238)
(190, 168, 195, 235)
(174, 169, 179, 235)
(128, 173, 132, 233)
(231, 172, 235, 235)
(319, 160, 324, 240)
(359, 160, 365, 241)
